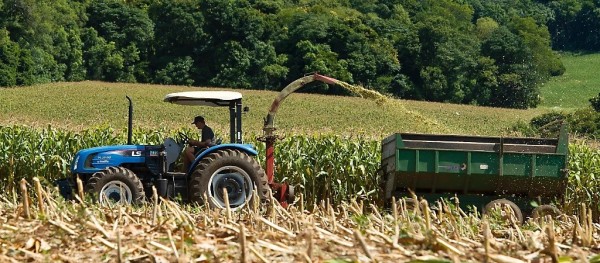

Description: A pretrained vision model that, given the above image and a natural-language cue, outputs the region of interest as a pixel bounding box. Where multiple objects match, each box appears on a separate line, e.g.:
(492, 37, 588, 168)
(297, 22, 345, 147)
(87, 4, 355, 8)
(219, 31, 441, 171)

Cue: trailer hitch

(259, 73, 340, 207)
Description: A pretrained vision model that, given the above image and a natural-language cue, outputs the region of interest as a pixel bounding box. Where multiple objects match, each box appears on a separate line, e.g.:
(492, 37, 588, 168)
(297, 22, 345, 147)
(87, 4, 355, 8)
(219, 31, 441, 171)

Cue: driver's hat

(192, 116, 205, 124)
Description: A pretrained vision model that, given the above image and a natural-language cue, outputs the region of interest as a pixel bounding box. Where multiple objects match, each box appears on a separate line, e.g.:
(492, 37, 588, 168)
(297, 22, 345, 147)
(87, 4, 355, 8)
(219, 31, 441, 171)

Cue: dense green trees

(546, 0, 600, 51)
(0, 0, 595, 109)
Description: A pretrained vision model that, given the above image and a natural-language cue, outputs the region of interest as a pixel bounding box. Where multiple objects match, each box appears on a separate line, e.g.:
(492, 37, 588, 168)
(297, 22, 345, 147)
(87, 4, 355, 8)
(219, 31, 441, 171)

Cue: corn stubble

(1, 124, 600, 261)
(1, 180, 599, 262)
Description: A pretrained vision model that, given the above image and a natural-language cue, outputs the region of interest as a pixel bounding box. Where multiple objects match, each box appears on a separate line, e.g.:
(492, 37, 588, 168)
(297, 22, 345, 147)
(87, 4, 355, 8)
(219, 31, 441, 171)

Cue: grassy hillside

(1, 53, 598, 140)
(539, 53, 600, 109)
(0, 81, 548, 140)
(13, 51, 600, 138)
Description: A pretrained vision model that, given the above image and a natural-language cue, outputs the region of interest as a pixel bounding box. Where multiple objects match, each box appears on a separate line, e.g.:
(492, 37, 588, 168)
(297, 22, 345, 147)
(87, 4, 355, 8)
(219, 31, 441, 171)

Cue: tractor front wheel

(189, 149, 268, 210)
(85, 167, 145, 205)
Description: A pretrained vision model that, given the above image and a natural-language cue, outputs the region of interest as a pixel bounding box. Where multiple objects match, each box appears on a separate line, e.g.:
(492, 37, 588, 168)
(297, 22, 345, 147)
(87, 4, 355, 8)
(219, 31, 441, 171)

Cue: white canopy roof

(164, 91, 243, 107)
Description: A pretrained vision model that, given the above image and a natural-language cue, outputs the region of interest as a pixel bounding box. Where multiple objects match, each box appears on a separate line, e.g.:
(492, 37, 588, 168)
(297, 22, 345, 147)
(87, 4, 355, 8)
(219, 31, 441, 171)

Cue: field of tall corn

(0, 125, 381, 206)
(1, 125, 600, 217)
(1, 125, 600, 261)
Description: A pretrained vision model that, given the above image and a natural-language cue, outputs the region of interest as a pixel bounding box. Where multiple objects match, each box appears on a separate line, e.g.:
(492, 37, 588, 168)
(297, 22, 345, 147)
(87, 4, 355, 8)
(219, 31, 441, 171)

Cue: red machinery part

(261, 73, 340, 207)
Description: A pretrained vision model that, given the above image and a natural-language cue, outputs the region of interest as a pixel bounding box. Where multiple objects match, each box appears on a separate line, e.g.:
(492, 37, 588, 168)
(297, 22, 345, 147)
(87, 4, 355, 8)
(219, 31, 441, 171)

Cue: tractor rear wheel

(189, 149, 268, 210)
(85, 167, 145, 205)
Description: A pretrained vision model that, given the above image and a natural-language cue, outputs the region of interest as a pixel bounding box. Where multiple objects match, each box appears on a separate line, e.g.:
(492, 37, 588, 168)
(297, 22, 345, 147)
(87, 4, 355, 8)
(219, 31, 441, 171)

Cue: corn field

(1, 125, 600, 261)
(565, 140, 600, 219)
(255, 134, 381, 206)
(0, 125, 169, 190)
(0, 125, 380, 206)
(1, 125, 600, 215)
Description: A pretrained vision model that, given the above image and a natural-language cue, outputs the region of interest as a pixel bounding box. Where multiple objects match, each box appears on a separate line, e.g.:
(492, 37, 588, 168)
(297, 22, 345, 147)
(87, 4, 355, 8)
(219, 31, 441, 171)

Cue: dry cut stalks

(19, 178, 30, 219)
(1, 179, 599, 262)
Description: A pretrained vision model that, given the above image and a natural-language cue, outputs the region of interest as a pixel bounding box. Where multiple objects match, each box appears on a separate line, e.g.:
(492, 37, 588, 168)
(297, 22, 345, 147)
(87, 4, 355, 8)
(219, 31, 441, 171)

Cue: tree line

(0, 0, 597, 108)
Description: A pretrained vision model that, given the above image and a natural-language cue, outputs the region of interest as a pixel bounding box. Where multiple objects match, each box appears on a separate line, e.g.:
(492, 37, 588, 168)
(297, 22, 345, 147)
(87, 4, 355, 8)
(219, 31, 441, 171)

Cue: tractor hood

(75, 145, 146, 156)
(164, 91, 242, 107)
(71, 145, 146, 174)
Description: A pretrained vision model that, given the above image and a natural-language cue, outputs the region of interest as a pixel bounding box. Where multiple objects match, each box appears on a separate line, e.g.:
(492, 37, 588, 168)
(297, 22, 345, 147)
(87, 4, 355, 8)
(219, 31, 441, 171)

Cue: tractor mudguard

(188, 143, 258, 174)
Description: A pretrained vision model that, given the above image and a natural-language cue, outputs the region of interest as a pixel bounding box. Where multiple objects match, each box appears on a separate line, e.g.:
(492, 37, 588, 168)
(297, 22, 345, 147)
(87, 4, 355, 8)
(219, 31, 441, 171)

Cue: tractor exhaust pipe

(126, 96, 133, 145)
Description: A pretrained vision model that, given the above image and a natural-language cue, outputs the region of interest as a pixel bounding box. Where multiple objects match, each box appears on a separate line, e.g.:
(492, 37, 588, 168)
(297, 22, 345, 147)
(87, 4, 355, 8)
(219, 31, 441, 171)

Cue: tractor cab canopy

(164, 91, 242, 107)
(164, 91, 246, 144)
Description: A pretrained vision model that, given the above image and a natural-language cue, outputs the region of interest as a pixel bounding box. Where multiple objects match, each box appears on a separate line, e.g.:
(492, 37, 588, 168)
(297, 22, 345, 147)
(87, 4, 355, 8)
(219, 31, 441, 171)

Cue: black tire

(484, 199, 524, 224)
(531, 204, 561, 219)
(189, 149, 268, 210)
(85, 167, 145, 205)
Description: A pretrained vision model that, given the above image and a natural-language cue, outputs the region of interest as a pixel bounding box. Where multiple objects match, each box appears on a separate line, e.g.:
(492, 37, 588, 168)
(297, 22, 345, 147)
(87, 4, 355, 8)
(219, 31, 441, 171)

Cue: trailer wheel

(484, 199, 523, 224)
(85, 167, 145, 205)
(189, 149, 268, 210)
(531, 205, 561, 219)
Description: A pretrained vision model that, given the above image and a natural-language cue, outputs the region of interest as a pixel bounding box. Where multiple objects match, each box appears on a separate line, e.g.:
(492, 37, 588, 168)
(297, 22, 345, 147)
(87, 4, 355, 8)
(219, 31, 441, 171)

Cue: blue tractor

(59, 91, 270, 210)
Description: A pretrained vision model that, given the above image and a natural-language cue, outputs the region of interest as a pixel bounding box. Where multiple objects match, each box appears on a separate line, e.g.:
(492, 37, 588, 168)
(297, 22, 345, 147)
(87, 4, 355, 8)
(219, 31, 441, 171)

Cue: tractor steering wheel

(177, 132, 189, 145)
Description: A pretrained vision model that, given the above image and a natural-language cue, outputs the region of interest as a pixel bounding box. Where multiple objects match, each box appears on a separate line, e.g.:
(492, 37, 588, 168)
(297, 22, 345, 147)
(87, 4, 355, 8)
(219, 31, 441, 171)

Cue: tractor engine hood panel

(71, 145, 146, 174)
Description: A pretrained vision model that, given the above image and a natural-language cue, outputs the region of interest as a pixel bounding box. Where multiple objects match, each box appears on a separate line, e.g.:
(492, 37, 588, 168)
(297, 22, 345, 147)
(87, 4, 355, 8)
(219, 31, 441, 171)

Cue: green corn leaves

(253, 134, 381, 206)
(564, 141, 600, 218)
(3, 125, 599, 212)
(0, 125, 171, 190)
(1, 126, 381, 206)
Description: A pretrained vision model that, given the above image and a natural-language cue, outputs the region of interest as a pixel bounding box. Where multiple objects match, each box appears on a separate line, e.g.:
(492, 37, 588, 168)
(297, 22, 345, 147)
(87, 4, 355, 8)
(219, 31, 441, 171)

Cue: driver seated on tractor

(182, 116, 214, 171)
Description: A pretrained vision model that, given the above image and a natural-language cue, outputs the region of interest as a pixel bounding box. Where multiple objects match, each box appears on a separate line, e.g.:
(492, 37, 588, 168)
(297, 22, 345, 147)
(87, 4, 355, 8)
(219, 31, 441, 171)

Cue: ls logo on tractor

(131, 151, 142, 157)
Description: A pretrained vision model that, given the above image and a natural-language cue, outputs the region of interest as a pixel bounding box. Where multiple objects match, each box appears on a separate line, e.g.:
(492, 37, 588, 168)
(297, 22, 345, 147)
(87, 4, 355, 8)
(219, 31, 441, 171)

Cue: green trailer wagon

(380, 125, 569, 222)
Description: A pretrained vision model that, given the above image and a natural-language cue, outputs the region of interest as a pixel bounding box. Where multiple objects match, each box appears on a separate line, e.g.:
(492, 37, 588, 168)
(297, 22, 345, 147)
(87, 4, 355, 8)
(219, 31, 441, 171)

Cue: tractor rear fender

(188, 143, 258, 174)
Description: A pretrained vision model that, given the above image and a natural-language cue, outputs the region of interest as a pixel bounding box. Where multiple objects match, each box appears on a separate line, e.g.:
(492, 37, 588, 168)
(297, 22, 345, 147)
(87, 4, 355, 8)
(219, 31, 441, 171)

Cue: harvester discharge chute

(259, 73, 340, 206)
